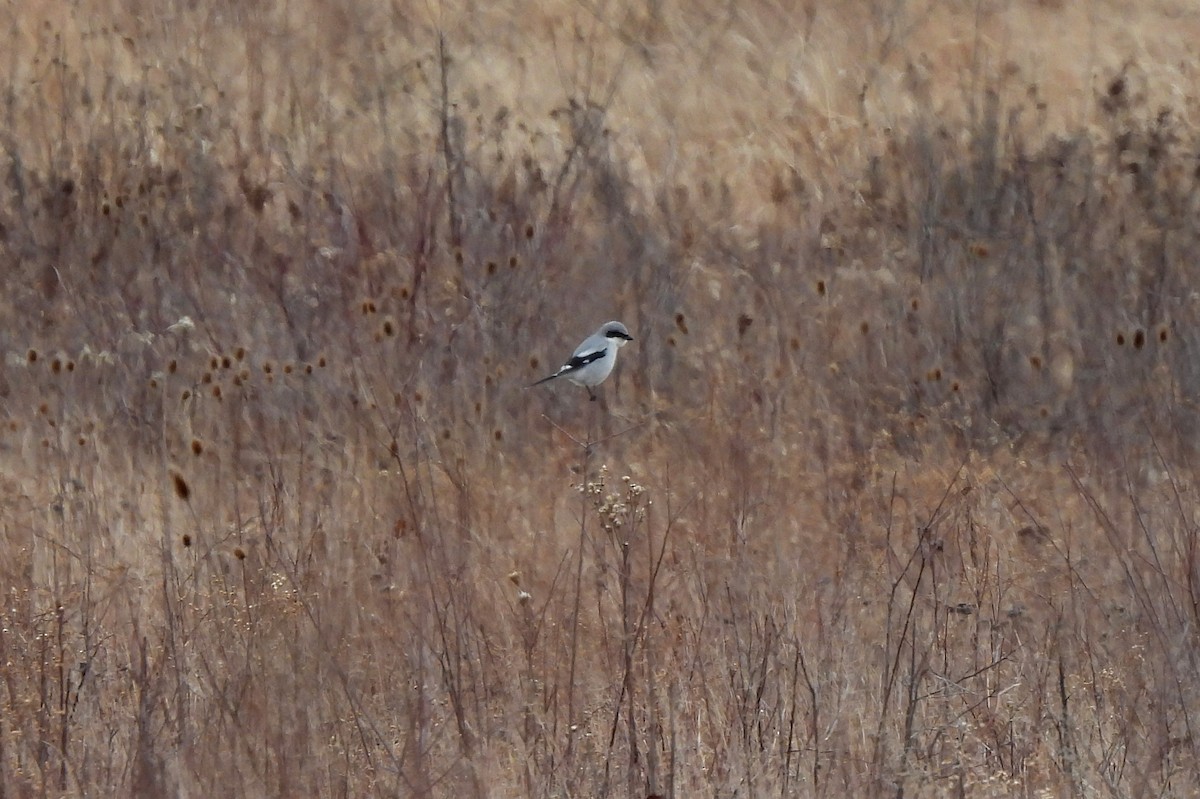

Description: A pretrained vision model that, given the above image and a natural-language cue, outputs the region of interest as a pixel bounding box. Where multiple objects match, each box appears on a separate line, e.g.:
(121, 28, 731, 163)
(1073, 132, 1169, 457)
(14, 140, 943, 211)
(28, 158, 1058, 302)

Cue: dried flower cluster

(580, 465, 650, 536)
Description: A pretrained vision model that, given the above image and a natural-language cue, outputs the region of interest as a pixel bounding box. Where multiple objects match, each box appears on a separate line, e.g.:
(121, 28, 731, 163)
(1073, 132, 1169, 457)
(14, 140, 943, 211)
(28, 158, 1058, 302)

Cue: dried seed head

(191, 439, 203, 456)
(182, 534, 191, 547)
(171, 471, 191, 501)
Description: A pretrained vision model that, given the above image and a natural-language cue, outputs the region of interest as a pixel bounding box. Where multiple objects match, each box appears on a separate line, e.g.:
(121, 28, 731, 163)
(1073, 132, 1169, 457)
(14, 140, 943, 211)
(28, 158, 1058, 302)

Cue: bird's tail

(527, 372, 561, 388)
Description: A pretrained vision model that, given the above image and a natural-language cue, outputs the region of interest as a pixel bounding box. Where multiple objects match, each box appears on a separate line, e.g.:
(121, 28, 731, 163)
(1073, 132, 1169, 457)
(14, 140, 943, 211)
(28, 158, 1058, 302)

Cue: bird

(529, 321, 634, 401)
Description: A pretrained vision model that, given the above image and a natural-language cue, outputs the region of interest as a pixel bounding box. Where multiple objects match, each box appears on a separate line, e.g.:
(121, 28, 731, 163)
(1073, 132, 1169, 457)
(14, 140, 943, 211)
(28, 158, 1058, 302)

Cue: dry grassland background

(2, 0, 1200, 796)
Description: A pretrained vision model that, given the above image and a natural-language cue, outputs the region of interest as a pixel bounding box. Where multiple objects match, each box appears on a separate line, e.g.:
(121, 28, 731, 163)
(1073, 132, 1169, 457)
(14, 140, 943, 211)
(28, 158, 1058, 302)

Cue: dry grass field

(2, 0, 1200, 796)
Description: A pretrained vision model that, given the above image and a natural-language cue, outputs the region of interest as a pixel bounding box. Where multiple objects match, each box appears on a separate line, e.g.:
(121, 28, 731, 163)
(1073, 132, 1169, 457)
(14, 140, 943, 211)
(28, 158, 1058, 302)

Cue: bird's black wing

(529, 346, 607, 387)
(563, 347, 607, 371)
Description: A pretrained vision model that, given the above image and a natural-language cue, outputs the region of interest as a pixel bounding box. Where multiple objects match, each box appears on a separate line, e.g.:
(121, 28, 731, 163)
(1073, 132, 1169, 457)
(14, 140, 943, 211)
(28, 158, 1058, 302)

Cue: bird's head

(600, 321, 634, 346)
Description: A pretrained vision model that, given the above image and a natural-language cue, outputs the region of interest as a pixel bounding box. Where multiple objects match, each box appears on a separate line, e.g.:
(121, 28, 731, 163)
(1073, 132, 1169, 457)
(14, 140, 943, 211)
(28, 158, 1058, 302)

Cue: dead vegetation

(1, 1, 1200, 796)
